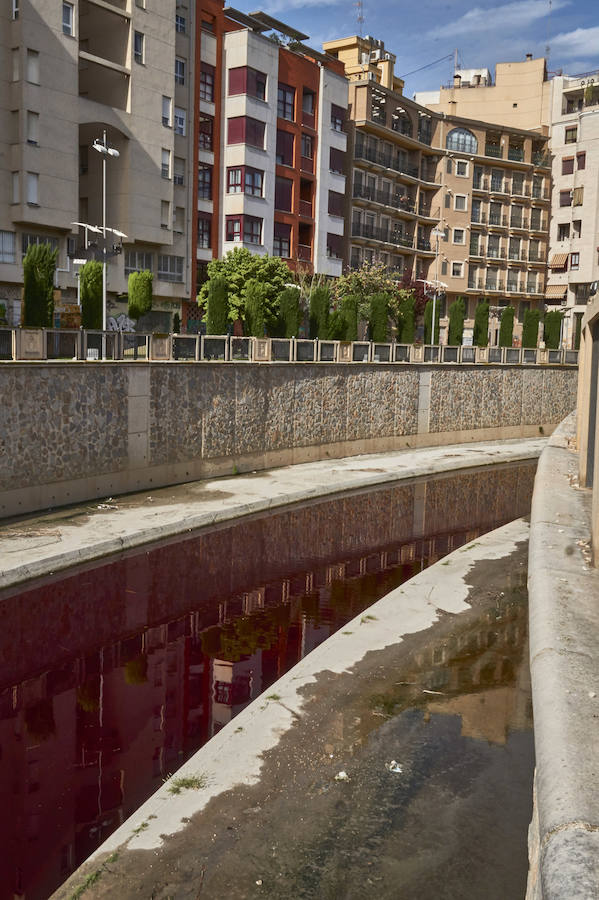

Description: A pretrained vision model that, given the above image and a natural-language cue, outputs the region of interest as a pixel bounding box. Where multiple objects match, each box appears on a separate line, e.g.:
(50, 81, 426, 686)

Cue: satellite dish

(590, 281, 599, 296)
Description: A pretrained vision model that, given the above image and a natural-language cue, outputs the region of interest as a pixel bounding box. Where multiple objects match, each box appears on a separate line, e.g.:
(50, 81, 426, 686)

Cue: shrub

(448, 296, 466, 346)
(79, 261, 103, 330)
(327, 310, 346, 340)
(309, 286, 330, 339)
(396, 294, 415, 344)
(473, 300, 490, 347)
(128, 270, 153, 320)
(206, 275, 228, 334)
(544, 309, 563, 349)
(522, 308, 541, 348)
(23, 242, 58, 327)
(340, 294, 359, 341)
(244, 279, 267, 336)
(173, 312, 181, 334)
(423, 298, 441, 344)
(277, 286, 301, 338)
(368, 292, 389, 342)
(498, 306, 515, 347)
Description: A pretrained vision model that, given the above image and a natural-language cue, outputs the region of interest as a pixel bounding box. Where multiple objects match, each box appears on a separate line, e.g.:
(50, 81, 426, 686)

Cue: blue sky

(235, 0, 599, 96)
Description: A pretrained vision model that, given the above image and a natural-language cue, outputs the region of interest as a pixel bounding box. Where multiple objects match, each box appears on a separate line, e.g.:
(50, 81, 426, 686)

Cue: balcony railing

(489, 213, 508, 226)
(508, 147, 524, 162)
(508, 250, 527, 261)
(470, 244, 483, 256)
(529, 218, 546, 232)
(532, 188, 550, 200)
(485, 144, 503, 158)
(490, 179, 508, 193)
(510, 217, 529, 229)
(417, 239, 432, 251)
(486, 248, 506, 259)
(512, 184, 531, 197)
(354, 144, 419, 178)
(298, 244, 312, 261)
(352, 184, 416, 213)
(532, 151, 550, 167)
(299, 199, 313, 217)
(471, 212, 487, 225)
(473, 178, 489, 191)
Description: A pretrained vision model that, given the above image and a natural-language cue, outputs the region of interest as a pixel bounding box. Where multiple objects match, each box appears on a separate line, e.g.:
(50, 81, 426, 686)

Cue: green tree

(423, 298, 441, 344)
(448, 296, 466, 345)
(277, 286, 302, 338)
(522, 308, 541, 348)
(368, 292, 390, 342)
(244, 279, 267, 336)
(473, 299, 490, 347)
(128, 270, 153, 320)
(197, 248, 291, 333)
(340, 294, 359, 341)
(544, 309, 563, 349)
(206, 275, 229, 334)
(395, 294, 416, 344)
(22, 242, 58, 327)
(498, 306, 515, 347)
(327, 310, 346, 340)
(333, 260, 398, 321)
(309, 285, 330, 339)
(79, 260, 103, 330)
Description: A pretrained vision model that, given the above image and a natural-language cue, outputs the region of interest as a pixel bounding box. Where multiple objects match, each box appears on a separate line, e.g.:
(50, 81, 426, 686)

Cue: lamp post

(431, 228, 445, 345)
(92, 131, 120, 358)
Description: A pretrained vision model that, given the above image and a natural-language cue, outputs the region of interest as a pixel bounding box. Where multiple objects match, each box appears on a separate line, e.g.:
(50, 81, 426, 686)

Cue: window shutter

(327, 232, 344, 258)
(227, 117, 245, 144)
(331, 104, 345, 123)
(329, 147, 345, 174)
(274, 222, 291, 239)
(328, 190, 344, 217)
(276, 129, 294, 165)
(228, 66, 247, 95)
(572, 186, 584, 206)
(562, 157, 574, 175)
(275, 176, 293, 212)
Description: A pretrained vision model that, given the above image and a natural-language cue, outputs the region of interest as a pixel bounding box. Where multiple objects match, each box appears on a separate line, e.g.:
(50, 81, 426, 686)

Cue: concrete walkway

(0, 438, 545, 590)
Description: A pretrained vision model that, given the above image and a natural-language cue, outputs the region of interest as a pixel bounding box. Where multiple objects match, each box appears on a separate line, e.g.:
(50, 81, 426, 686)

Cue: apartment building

(323, 36, 441, 283)
(0, 0, 195, 329)
(545, 74, 599, 349)
(440, 116, 550, 345)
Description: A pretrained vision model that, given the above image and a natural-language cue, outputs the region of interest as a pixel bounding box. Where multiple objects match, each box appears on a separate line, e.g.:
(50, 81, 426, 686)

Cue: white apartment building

(0, 0, 194, 329)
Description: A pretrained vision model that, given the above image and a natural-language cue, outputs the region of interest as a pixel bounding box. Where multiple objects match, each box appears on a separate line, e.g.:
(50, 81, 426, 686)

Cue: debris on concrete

(334, 771, 349, 782)
(387, 761, 403, 774)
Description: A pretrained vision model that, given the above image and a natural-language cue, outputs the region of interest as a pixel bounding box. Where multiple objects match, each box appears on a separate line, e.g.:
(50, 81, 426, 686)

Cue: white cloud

(254, 0, 344, 12)
(549, 26, 599, 60)
(428, 0, 569, 40)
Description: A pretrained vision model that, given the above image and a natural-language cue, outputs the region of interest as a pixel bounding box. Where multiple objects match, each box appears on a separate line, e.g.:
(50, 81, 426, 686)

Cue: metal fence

(1, 328, 580, 367)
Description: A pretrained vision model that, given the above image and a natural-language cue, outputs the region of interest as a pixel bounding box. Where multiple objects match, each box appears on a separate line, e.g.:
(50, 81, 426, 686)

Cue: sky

(233, 0, 599, 96)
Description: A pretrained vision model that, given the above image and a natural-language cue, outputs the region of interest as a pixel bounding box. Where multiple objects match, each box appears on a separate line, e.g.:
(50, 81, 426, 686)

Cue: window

(577, 151, 586, 170)
(124, 250, 153, 275)
(456, 160, 468, 176)
(562, 156, 574, 175)
(174, 106, 186, 135)
(161, 148, 171, 179)
(197, 214, 211, 249)
(331, 104, 344, 131)
(27, 111, 39, 145)
(441, 261, 448, 276)
(446, 158, 452, 174)
(161, 200, 170, 228)
(173, 206, 184, 233)
(21, 233, 58, 258)
(201, 17, 214, 31)
(565, 126, 577, 144)
(175, 14, 186, 33)
(134, 31, 144, 64)
(198, 164, 212, 200)
(11, 172, 19, 204)
(275, 176, 293, 212)
(570, 252, 579, 270)
(199, 62, 213, 99)
(26, 49, 39, 84)
(26, 172, 38, 205)
(175, 57, 186, 86)
(330, 147, 345, 175)
(327, 232, 343, 260)
(328, 191, 344, 217)
(276, 129, 294, 165)
(446, 127, 478, 154)
(162, 95, 172, 127)
(157, 254, 183, 282)
(228, 67, 266, 101)
(245, 168, 263, 197)
(273, 223, 291, 258)
(302, 89, 315, 124)
(0, 231, 16, 264)
(573, 186, 584, 206)
(244, 216, 262, 244)
(173, 157, 184, 185)
(454, 194, 467, 211)
(12, 0, 18, 20)
(301, 134, 313, 159)
(559, 190, 571, 207)
(445, 193, 451, 209)
(451, 262, 463, 277)
(226, 217, 241, 242)
(199, 114, 213, 150)
(62, 3, 74, 36)
(11, 48, 19, 81)
(227, 116, 265, 149)
(227, 167, 242, 194)
(277, 83, 295, 121)
(453, 228, 465, 244)
(573, 219, 581, 238)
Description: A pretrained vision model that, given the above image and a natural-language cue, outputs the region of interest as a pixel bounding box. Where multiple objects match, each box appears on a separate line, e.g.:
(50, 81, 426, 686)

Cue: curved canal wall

(0, 361, 576, 517)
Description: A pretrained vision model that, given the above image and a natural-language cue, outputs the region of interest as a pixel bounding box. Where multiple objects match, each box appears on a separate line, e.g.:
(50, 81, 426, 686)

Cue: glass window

(62, 3, 74, 36)
(273, 224, 291, 258)
(226, 217, 241, 242)
(26, 49, 39, 84)
(446, 127, 477, 154)
(27, 111, 39, 145)
(197, 215, 211, 249)
(276, 129, 294, 165)
(21, 233, 58, 258)
(175, 57, 185, 86)
(227, 168, 242, 194)
(12, 0, 19, 20)
(199, 114, 213, 150)
(301, 134, 313, 159)
(198, 164, 212, 200)
(0, 231, 16, 264)
(570, 252, 579, 270)
(559, 189, 572, 207)
(453, 228, 465, 244)
(134, 31, 144, 64)
(124, 250, 153, 275)
(161, 148, 170, 179)
(162, 96, 171, 127)
(275, 176, 292, 211)
(456, 160, 468, 176)
(277, 83, 295, 121)
(11, 172, 19, 204)
(174, 106, 186, 135)
(175, 14, 186, 33)
(26, 172, 38, 205)
(454, 194, 467, 211)
(565, 126, 577, 144)
(161, 200, 170, 227)
(245, 168, 263, 197)
(577, 152, 586, 170)
(157, 255, 183, 282)
(244, 216, 262, 244)
(451, 262, 463, 277)
(173, 157, 184, 185)
(562, 156, 574, 175)
(199, 63, 214, 100)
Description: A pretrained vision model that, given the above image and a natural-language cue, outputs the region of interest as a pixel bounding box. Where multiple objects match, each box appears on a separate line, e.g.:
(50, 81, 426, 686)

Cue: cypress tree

(498, 306, 515, 347)
(473, 300, 490, 347)
(206, 275, 229, 334)
(128, 270, 153, 321)
(522, 308, 541, 348)
(80, 261, 103, 330)
(309, 286, 330, 339)
(245, 279, 267, 336)
(341, 294, 359, 341)
(277, 287, 301, 338)
(448, 296, 466, 346)
(368, 292, 389, 342)
(23, 242, 58, 327)
(397, 295, 415, 343)
(544, 309, 563, 349)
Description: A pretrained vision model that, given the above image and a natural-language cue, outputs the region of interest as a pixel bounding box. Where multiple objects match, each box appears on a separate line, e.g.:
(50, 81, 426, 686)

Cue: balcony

(485, 280, 505, 291)
(508, 147, 524, 162)
(512, 184, 531, 198)
(298, 244, 312, 261)
(352, 184, 416, 213)
(300, 156, 314, 174)
(486, 248, 506, 260)
(507, 280, 521, 293)
(508, 250, 527, 262)
(489, 213, 507, 227)
(532, 188, 550, 200)
(510, 217, 529, 230)
(485, 144, 503, 159)
(468, 277, 484, 290)
(473, 178, 489, 191)
(417, 239, 432, 251)
(471, 212, 487, 225)
(299, 199, 313, 218)
(528, 251, 545, 263)
(354, 145, 419, 178)
(529, 218, 546, 232)
(490, 179, 508, 194)
(533, 151, 550, 167)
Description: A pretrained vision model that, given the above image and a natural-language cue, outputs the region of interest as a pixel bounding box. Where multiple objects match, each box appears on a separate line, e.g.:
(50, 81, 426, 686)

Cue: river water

(0, 462, 536, 899)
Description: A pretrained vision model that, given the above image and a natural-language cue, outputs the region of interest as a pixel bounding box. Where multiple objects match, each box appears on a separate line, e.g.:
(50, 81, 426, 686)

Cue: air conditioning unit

(370, 49, 382, 61)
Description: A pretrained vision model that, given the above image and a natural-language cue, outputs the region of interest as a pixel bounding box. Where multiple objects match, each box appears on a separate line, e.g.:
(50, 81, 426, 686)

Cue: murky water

(0, 462, 536, 900)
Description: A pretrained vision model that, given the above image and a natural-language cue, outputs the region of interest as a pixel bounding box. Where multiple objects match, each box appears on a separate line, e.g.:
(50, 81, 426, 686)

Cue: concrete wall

(0, 361, 577, 518)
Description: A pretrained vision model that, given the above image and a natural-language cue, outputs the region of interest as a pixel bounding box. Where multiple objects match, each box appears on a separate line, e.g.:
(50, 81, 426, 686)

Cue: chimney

(453, 73, 462, 88)
(526, 53, 533, 60)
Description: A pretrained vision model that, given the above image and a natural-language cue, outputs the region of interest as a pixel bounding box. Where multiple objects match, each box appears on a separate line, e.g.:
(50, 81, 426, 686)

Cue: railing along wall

(0, 328, 579, 367)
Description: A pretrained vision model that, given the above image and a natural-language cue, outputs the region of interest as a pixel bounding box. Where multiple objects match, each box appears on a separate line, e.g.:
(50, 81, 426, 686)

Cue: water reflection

(0, 462, 535, 900)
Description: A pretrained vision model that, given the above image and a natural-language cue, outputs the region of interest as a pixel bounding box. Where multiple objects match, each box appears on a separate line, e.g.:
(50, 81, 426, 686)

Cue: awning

(549, 253, 568, 268)
(545, 284, 567, 298)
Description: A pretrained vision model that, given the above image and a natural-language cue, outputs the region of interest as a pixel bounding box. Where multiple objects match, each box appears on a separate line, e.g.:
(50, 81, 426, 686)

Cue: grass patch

(69, 870, 102, 899)
(360, 614, 378, 624)
(342, 630, 353, 635)
(266, 693, 281, 701)
(166, 773, 208, 795)
(132, 821, 148, 835)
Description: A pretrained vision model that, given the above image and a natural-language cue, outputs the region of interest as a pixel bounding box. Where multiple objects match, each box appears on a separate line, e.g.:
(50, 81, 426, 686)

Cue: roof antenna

(355, 0, 365, 38)
(545, 0, 552, 65)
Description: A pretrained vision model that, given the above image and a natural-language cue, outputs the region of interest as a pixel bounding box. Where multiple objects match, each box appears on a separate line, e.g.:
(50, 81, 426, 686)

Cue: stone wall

(0, 362, 577, 517)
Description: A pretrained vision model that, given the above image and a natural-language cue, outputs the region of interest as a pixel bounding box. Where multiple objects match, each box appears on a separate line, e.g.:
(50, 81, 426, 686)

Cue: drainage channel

(0, 461, 536, 900)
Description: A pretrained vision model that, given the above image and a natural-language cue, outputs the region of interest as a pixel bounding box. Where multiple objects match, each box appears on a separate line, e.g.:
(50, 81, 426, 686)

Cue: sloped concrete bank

(526, 413, 599, 899)
(53, 517, 533, 900)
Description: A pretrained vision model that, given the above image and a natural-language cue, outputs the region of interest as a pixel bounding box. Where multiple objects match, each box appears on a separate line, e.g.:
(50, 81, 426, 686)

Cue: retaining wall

(0, 362, 577, 517)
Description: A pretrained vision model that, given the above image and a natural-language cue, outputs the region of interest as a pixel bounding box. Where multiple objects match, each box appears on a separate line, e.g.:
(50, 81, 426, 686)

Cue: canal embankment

(526, 412, 599, 899)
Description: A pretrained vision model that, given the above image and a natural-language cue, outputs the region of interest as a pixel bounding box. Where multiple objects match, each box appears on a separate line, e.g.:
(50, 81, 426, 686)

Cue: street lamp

(431, 228, 446, 345)
(92, 131, 120, 358)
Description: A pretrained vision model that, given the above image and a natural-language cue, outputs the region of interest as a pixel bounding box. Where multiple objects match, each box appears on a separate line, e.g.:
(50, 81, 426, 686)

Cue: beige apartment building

(0, 0, 195, 329)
